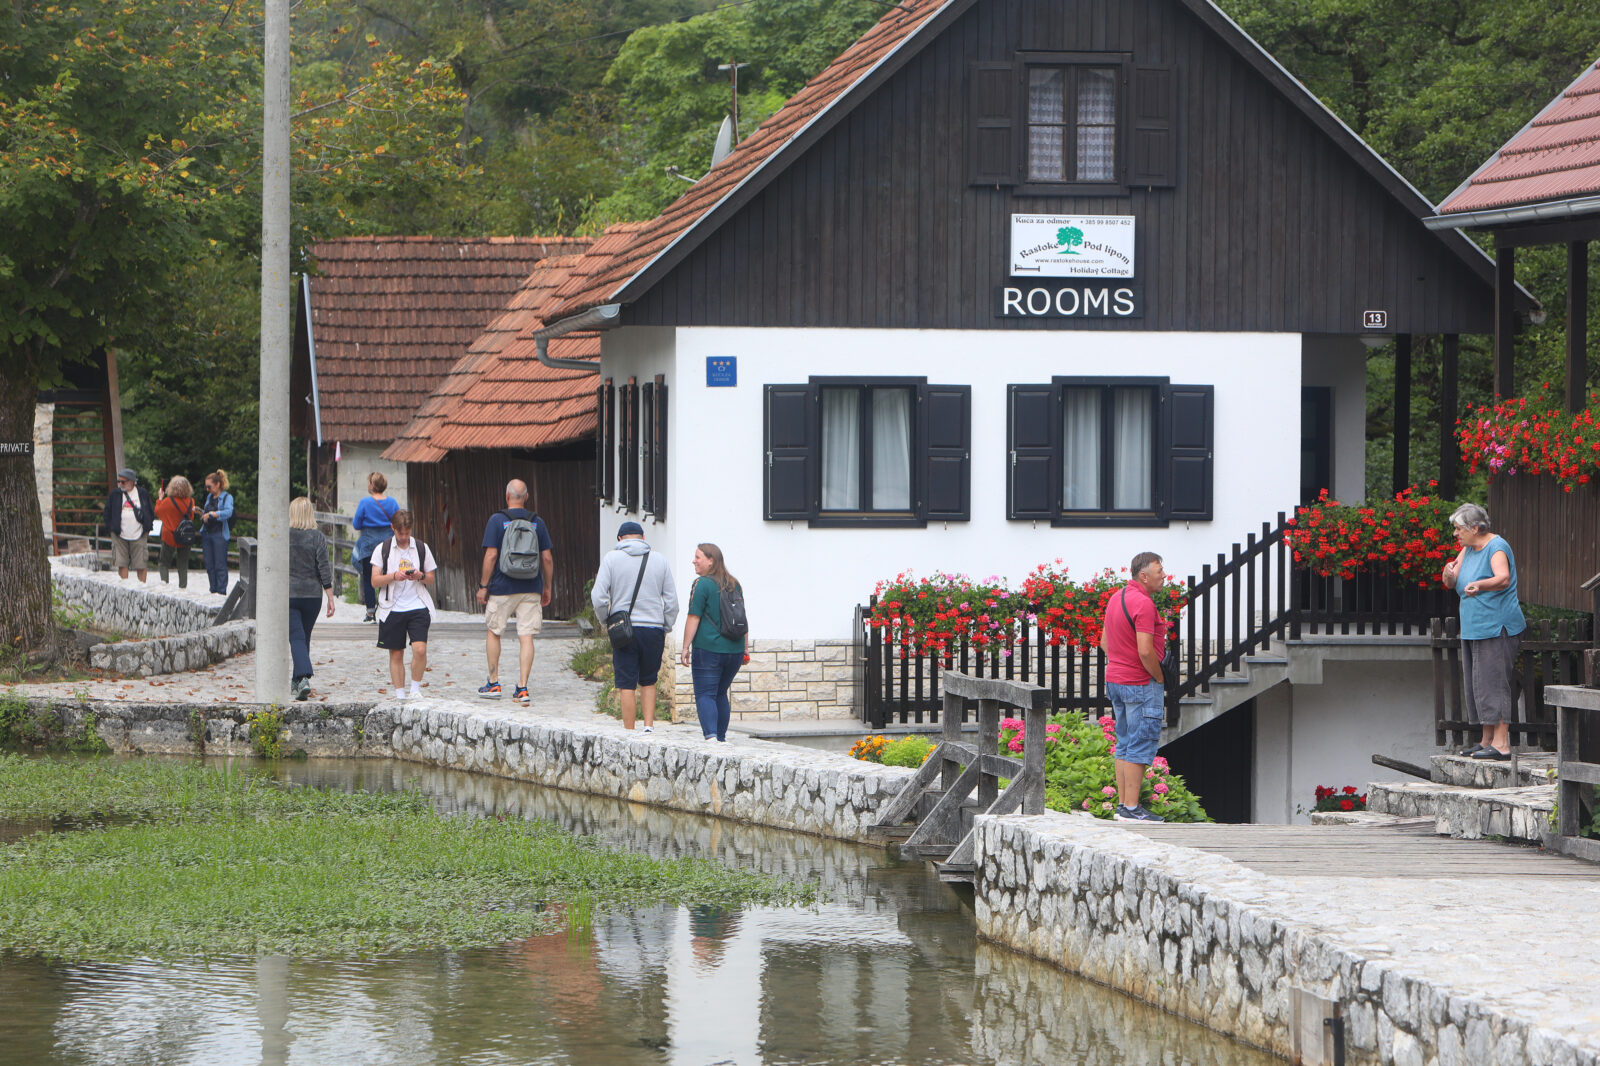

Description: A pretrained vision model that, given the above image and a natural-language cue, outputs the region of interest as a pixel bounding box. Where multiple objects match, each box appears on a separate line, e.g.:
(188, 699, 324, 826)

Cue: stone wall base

(89, 620, 256, 677)
(674, 637, 856, 721)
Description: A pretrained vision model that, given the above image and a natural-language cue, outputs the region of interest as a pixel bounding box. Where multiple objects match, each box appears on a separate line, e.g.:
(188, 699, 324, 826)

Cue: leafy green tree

(0, 0, 470, 662)
(585, 0, 881, 227)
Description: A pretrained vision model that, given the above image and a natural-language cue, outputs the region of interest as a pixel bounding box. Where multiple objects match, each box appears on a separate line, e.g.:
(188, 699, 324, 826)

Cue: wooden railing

(854, 511, 1458, 729)
(1429, 616, 1590, 752)
(1550, 699, 1600, 863)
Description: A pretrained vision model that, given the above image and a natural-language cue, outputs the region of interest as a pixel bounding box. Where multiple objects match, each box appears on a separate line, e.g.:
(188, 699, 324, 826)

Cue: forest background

(15, 0, 1600, 519)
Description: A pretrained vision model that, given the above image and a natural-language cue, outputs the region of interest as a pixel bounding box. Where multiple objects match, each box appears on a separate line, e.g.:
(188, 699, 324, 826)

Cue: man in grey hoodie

(591, 521, 678, 731)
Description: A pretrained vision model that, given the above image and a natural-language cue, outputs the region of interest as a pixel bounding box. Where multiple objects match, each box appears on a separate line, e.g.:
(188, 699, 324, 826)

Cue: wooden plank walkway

(1109, 821, 1598, 878)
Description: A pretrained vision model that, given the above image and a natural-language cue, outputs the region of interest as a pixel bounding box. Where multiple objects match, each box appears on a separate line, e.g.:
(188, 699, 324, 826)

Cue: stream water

(0, 757, 1279, 1065)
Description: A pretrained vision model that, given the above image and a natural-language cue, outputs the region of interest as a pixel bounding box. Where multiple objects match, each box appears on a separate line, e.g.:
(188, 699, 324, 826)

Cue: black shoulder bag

(605, 552, 651, 650)
(1120, 588, 1178, 690)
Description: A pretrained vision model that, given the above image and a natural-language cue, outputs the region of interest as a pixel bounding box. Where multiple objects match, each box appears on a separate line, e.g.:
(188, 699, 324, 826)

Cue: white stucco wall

(335, 442, 408, 516)
(1301, 334, 1368, 503)
(1251, 660, 1438, 824)
(603, 326, 1304, 642)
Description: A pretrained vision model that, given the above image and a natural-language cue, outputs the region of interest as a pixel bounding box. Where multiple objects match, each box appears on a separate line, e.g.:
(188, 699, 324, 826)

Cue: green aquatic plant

(0, 694, 108, 754)
(0, 756, 816, 959)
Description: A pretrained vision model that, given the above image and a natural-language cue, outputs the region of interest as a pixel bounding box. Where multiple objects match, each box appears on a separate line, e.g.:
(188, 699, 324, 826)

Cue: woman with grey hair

(1441, 503, 1525, 760)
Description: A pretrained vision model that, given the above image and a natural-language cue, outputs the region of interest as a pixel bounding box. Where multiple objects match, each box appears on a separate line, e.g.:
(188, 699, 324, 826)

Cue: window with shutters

(764, 378, 970, 527)
(620, 378, 639, 512)
(595, 380, 615, 502)
(1007, 378, 1212, 526)
(969, 56, 1176, 192)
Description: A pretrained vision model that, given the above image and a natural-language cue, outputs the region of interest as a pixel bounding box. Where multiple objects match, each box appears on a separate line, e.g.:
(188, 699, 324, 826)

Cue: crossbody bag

(605, 552, 652, 650)
(1119, 588, 1178, 690)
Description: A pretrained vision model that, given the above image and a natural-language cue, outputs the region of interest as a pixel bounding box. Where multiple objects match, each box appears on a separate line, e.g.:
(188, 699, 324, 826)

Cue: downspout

(535, 303, 622, 370)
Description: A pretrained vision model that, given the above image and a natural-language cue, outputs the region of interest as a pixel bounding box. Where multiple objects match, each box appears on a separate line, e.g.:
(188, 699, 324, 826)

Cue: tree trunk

(0, 378, 59, 664)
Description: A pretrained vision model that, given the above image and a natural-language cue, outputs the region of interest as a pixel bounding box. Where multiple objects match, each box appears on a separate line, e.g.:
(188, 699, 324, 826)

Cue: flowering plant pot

(1286, 485, 1460, 589)
(1312, 785, 1368, 813)
(1459, 385, 1600, 491)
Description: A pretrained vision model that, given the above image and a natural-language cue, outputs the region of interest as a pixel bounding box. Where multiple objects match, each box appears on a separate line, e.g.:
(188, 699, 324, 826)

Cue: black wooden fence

(855, 513, 1457, 729)
(1430, 616, 1590, 752)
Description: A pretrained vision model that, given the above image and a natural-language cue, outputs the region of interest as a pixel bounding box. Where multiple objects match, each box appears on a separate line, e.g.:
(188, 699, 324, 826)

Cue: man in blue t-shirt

(475, 479, 554, 705)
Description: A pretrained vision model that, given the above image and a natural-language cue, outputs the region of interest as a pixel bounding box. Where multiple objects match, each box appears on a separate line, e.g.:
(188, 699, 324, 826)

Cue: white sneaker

(394, 688, 407, 701)
(640, 726, 654, 734)
(408, 683, 423, 700)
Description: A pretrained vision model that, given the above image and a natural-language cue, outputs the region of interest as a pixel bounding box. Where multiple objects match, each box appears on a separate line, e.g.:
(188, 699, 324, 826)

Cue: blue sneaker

(478, 678, 501, 699)
(512, 686, 529, 705)
(1114, 804, 1165, 822)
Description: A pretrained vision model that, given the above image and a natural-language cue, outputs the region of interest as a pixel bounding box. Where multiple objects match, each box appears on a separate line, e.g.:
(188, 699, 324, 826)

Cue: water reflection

(0, 758, 1277, 1065)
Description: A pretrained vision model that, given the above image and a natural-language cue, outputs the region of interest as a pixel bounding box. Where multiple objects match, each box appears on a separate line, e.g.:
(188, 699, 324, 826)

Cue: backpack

(496, 510, 543, 580)
(716, 583, 749, 641)
(173, 499, 198, 546)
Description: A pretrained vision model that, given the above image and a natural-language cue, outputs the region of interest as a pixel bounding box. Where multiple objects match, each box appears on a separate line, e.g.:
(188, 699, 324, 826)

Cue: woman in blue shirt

(199, 469, 235, 595)
(1442, 503, 1526, 761)
(351, 472, 400, 623)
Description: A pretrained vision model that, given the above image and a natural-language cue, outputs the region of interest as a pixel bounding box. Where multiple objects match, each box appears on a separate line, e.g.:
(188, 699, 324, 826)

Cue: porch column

(1392, 333, 1411, 493)
(1495, 245, 1516, 398)
(1568, 240, 1588, 413)
(1440, 334, 1459, 499)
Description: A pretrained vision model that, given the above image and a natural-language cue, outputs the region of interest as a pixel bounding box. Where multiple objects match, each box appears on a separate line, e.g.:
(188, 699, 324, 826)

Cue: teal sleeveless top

(1457, 535, 1526, 640)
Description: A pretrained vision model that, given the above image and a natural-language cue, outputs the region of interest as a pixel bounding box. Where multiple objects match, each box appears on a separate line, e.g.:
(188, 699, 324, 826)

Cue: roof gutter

(533, 302, 621, 371)
(1423, 195, 1600, 231)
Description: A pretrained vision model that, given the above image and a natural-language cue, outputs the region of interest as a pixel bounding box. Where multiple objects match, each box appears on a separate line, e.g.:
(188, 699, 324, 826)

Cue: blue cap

(617, 521, 645, 538)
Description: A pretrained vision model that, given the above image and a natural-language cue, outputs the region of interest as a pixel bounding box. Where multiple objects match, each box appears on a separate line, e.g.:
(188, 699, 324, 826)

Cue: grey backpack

(497, 511, 542, 580)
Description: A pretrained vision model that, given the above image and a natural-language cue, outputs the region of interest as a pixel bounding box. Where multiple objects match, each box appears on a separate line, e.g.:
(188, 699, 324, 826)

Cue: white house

(526, 0, 1527, 820)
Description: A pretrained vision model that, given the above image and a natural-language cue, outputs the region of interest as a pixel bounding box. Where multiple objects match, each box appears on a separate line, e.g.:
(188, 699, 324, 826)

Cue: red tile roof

(1437, 60, 1600, 215)
(307, 236, 588, 442)
(384, 234, 634, 463)
(535, 0, 966, 327)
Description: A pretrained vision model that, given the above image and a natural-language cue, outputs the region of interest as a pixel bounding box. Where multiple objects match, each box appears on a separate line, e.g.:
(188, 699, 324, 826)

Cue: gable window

(1008, 378, 1212, 526)
(1027, 64, 1119, 183)
(765, 379, 970, 527)
(969, 58, 1176, 191)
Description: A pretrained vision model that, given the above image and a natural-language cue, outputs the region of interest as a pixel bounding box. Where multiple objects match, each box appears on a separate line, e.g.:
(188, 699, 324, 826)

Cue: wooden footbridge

(868, 671, 1049, 884)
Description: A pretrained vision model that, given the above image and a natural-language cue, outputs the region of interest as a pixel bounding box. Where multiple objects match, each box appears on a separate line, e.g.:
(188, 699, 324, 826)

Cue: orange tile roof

(385, 241, 615, 463)
(1438, 59, 1600, 215)
(306, 236, 588, 442)
(536, 0, 966, 327)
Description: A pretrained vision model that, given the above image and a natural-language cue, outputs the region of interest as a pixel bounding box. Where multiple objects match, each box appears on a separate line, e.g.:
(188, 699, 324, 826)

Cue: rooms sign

(995, 283, 1143, 318)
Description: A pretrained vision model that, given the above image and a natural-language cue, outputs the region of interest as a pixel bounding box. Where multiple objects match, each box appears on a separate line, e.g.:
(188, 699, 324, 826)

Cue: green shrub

(998, 712, 1210, 822)
(880, 735, 934, 768)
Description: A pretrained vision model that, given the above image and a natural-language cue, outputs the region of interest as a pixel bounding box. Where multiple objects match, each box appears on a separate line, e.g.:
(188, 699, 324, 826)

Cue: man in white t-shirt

(371, 509, 437, 701)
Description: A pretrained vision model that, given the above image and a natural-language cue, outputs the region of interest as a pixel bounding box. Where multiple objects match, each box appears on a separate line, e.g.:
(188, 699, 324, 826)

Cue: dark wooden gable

(625, 0, 1496, 335)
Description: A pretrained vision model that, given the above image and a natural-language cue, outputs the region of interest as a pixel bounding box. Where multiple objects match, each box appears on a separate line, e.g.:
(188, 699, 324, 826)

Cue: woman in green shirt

(679, 543, 747, 741)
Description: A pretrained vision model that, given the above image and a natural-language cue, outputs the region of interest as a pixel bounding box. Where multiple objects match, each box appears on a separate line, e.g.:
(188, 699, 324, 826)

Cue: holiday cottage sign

(1010, 215, 1135, 278)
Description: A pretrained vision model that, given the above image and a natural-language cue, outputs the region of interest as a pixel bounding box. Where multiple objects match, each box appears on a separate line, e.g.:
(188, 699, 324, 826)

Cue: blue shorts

(1107, 681, 1164, 766)
(612, 626, 666, 690)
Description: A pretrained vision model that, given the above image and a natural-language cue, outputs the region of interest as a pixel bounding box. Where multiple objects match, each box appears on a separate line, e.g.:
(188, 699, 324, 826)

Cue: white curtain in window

(1028, 68, 1066, 181)
(1076, 67, 1117, 181)
(871, 388, 912, 510)
(821, 388, 860, 510)
(1112, 387, 1152, 509)
(1062, 388, 1100, 510)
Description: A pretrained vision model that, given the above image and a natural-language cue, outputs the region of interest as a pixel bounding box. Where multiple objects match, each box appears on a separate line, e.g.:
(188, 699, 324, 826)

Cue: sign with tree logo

(1009, 215, 1136, 278)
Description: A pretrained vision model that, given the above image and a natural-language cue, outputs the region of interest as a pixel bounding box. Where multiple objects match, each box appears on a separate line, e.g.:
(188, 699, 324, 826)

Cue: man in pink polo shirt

(1100, 551, 1171, 822)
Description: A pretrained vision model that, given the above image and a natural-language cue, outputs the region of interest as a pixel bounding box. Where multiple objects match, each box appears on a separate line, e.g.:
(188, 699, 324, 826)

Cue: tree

(0, 0, 470, 663)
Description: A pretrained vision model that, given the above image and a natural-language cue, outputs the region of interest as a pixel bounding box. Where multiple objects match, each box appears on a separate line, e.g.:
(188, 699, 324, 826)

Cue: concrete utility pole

(256, 0, 291, 705)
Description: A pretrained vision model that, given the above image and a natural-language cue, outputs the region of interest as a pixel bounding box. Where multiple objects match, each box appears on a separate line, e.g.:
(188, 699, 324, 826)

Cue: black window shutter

(1164, 384, 1213, 521)
(969, 61, 1018, 186)
(764, 384, 815, 520)
(603, 381, 616, 502)
(652, 376, 668, 522)
(594, 384, 608, 501)
(1007, 384, 1058, 519)
(1130, 65, 1177, 187)
(640, 381, 656, 514)
(621, 379, 639, 512)
(919, 385, 970, 521)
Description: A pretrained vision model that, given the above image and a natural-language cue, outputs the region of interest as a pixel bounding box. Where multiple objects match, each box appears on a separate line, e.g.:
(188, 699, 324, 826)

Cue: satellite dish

(711, 115, 735, 166)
